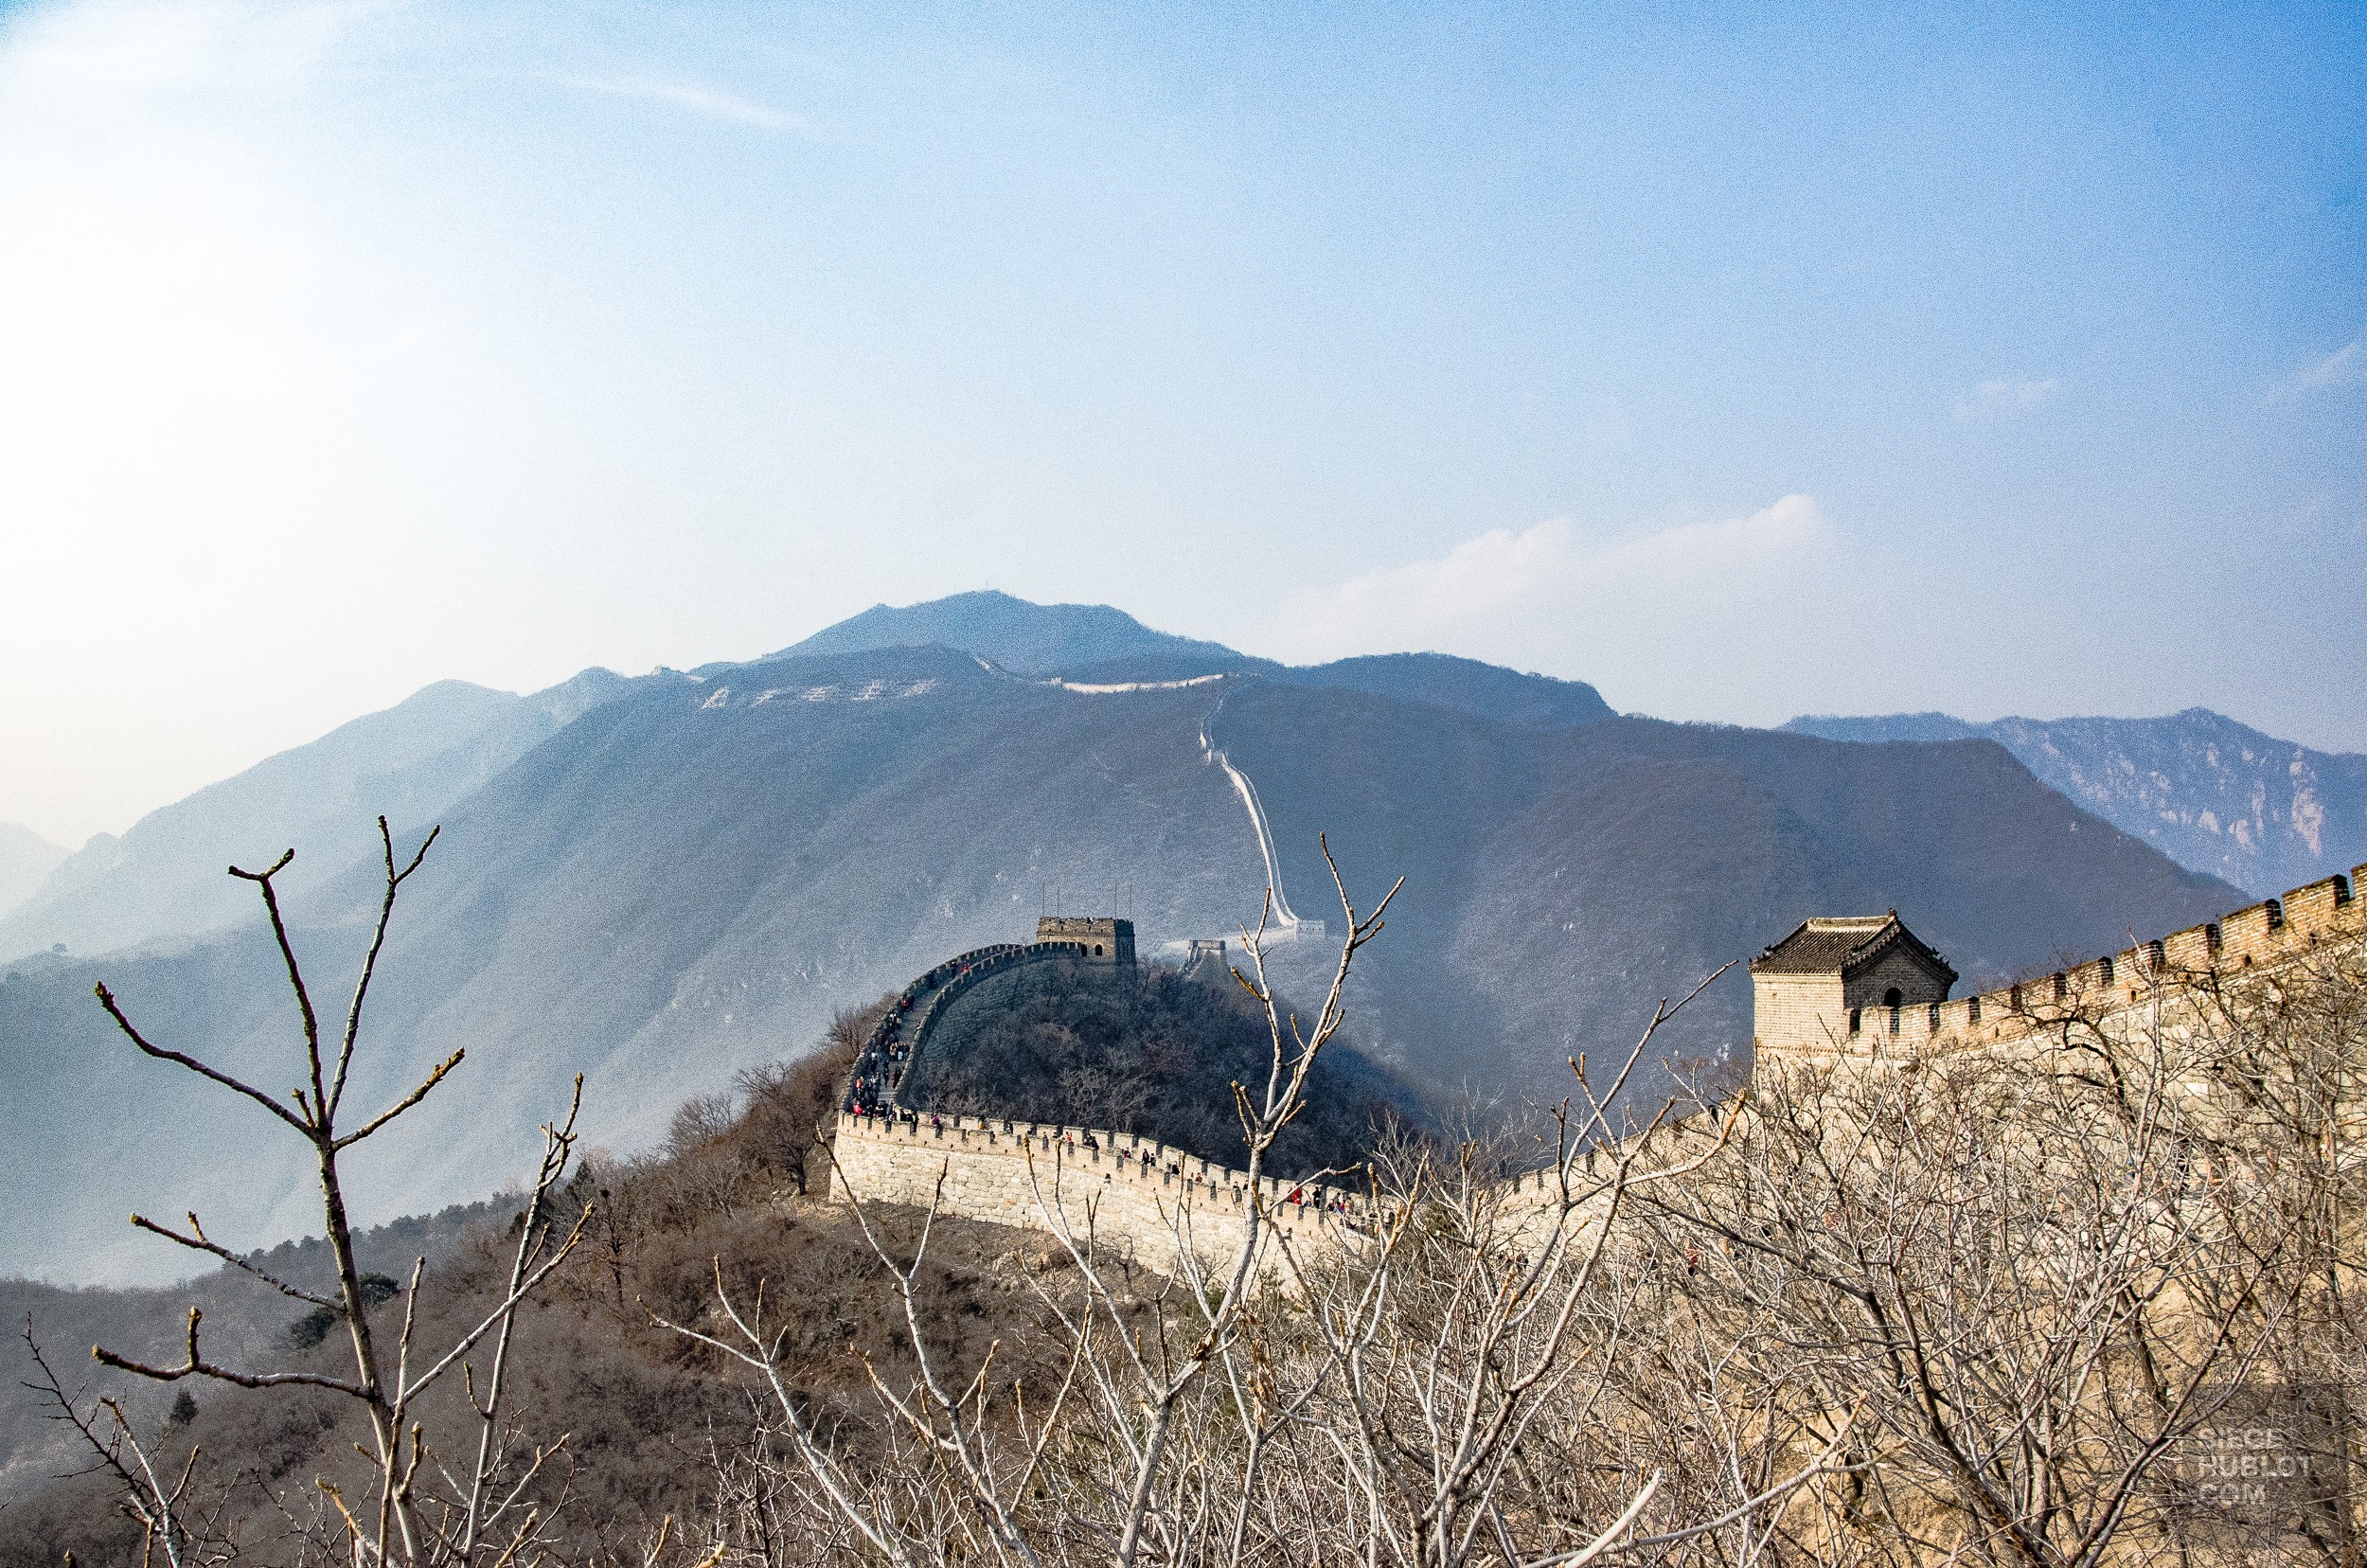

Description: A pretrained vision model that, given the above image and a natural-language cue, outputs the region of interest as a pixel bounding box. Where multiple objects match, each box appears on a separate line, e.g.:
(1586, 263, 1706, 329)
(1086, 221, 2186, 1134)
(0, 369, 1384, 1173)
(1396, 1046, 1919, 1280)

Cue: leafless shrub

(1619, 942, 2367, 1565)
(42, 819, 591, 1567)
(656, 844, 1838, 1568)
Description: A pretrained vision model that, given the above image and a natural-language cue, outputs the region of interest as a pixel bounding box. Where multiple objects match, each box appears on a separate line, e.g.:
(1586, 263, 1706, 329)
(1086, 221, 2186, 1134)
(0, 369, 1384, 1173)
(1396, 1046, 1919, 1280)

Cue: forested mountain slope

(0, 641, 2236, 1282)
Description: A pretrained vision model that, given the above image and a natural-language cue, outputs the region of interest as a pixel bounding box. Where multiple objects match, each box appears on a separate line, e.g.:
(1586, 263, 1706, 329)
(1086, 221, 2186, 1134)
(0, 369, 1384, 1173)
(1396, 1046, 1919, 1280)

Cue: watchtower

(1750, 911, 1956, 1065)
(1036, 916, 1136, 969)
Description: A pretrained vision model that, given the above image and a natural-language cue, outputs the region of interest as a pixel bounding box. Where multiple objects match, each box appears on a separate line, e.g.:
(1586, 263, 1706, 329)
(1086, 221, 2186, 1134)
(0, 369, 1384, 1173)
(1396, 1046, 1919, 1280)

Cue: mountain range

(3, 593, 2343, 1284)
(1784, 709, 2367, 899)
(0, 671, 632, 963)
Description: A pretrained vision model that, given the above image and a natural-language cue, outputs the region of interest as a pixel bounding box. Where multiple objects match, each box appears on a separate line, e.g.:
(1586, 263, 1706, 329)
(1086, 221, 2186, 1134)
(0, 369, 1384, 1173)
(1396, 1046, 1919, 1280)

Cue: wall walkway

(835, 870, 2367, 1276)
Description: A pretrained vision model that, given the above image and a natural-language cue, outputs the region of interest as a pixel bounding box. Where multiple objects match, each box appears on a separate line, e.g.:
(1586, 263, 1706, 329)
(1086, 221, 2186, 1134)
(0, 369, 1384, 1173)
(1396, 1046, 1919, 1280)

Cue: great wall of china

(1751, 864, 2367, 1064)
(830, 913, 1392, 1271)
(829, 865, 2367, 1275)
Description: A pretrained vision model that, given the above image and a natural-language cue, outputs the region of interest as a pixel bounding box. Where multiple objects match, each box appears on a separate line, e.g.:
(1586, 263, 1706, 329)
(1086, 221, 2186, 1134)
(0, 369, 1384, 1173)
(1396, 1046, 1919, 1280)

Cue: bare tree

(657, 845, 1831, 1568)
(1629, 987, 2310, 1565)
(75, 818, 591, 1567)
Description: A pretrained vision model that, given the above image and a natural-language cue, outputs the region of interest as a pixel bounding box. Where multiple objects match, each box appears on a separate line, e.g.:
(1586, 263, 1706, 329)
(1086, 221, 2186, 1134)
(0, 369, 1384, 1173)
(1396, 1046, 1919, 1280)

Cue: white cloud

(2283, 340, 2363, 398)
(1265, 495, 1848, 716)
(557, 74, 825, 136)
(1953, 377, 2060, 422)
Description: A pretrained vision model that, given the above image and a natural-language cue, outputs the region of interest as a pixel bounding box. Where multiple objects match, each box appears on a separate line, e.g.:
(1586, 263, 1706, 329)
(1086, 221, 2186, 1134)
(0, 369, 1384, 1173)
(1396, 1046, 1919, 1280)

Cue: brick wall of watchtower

(1754, 867, 2367, 1065)
(1036, 916, 1136, 968)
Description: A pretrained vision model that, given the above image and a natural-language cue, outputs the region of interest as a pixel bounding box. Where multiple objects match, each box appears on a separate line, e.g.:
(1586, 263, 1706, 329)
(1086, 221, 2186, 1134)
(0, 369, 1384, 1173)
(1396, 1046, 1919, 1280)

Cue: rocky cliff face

(1785, 708, 2367, 898)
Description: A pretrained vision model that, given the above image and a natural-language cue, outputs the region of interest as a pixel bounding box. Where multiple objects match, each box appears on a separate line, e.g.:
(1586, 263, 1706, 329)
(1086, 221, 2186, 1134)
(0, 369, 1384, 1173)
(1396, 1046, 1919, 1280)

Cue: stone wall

(1760, 866, 2366, 1067)
(834, 871, 2367, 1275)
(1035, 916, 1136, 968)
(830, 1109, 1379, 1274)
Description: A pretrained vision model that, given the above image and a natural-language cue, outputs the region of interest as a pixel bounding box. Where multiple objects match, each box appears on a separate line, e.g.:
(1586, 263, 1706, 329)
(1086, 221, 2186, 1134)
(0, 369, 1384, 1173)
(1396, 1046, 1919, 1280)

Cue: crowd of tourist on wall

(842, 940, 1092, 1118)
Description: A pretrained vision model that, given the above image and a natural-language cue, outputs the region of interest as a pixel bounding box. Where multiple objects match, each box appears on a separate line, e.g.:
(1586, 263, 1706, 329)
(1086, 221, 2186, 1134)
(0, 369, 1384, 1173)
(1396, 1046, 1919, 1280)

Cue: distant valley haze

(1, 589, 2358, 1284)
(0, 0, 2358, 1289)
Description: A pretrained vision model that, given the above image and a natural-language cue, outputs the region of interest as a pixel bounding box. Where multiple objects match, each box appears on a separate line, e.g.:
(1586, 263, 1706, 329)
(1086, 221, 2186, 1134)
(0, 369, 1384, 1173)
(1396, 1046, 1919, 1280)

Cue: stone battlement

(830, 1108, 1380, 1274)
(1754, 865, 2365, 1064)
(1035, 916, 1136, 967)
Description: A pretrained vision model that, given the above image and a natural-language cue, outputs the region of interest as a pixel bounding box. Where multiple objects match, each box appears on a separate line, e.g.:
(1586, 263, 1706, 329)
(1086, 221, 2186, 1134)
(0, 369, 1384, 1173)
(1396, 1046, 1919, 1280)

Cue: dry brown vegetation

(9, 823, 2365, 1567)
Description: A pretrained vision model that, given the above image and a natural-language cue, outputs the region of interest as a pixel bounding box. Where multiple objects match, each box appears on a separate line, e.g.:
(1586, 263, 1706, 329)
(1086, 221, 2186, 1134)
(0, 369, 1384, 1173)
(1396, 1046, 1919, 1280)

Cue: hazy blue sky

(3, 0, 2361, 845)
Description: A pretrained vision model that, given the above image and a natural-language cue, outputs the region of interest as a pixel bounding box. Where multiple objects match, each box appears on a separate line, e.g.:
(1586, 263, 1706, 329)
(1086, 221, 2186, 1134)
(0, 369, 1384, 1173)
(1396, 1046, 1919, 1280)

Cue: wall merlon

(2162, 920, 2220, 971)
(1758, 862, 2367, 1069)
(2218, 900, 2279, 964)
(2283, 875, 2355, 939)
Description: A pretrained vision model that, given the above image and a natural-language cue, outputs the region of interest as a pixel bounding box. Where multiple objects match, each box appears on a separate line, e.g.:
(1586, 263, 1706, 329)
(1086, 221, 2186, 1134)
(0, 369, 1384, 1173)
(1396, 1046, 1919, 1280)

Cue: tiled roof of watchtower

(1749, 912, 1958, 986)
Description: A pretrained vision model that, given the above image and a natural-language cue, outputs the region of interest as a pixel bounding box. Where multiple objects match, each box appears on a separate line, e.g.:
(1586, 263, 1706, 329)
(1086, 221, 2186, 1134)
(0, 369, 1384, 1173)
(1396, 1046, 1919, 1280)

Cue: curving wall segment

(832, 937, 1411, 1274)
(842, 939, 1087, 1118)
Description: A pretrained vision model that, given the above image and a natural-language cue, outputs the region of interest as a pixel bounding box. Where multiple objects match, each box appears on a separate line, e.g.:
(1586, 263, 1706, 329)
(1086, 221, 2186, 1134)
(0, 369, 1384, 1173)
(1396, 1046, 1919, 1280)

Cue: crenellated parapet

(843, 938, 1093, 1118)
(1753, 865, 2366, 1067)
(829, 1108, 1383, 1274)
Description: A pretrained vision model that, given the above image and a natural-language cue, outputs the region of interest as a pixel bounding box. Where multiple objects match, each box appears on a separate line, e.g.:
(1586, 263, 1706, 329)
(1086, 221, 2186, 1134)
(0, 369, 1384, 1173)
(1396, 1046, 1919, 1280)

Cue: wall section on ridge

(830, 1111, 1375, 1274)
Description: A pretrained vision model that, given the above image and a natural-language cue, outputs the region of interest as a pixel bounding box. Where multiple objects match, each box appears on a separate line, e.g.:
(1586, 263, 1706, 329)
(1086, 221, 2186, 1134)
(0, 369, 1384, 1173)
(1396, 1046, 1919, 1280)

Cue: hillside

(0, 670, 634, 964)
(0, 826, 64, 922)
(1784, 708, 2367, 897)
(0, 1201, 508, 1507)
(0, 1026, 1077, 1561)
(0, 637, 2238, 1282)
(904, 957, 1424, 1175)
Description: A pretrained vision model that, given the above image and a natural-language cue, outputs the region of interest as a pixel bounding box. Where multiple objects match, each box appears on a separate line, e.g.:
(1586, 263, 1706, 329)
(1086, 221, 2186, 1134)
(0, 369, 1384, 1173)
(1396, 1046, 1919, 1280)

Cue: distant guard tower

(1038, 916, 1137, 970)
(1749, 911, 1956, 1066)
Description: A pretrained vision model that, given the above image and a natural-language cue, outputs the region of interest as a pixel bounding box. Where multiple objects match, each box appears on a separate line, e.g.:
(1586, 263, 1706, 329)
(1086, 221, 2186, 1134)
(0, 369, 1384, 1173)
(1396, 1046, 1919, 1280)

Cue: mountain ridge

(1784, 707, 2367, 897)
(0, 669, 638, 964)
(0, 826, 66, 924)
(1, 635, 2239, 1283)
(762, 589, 1245, 677)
